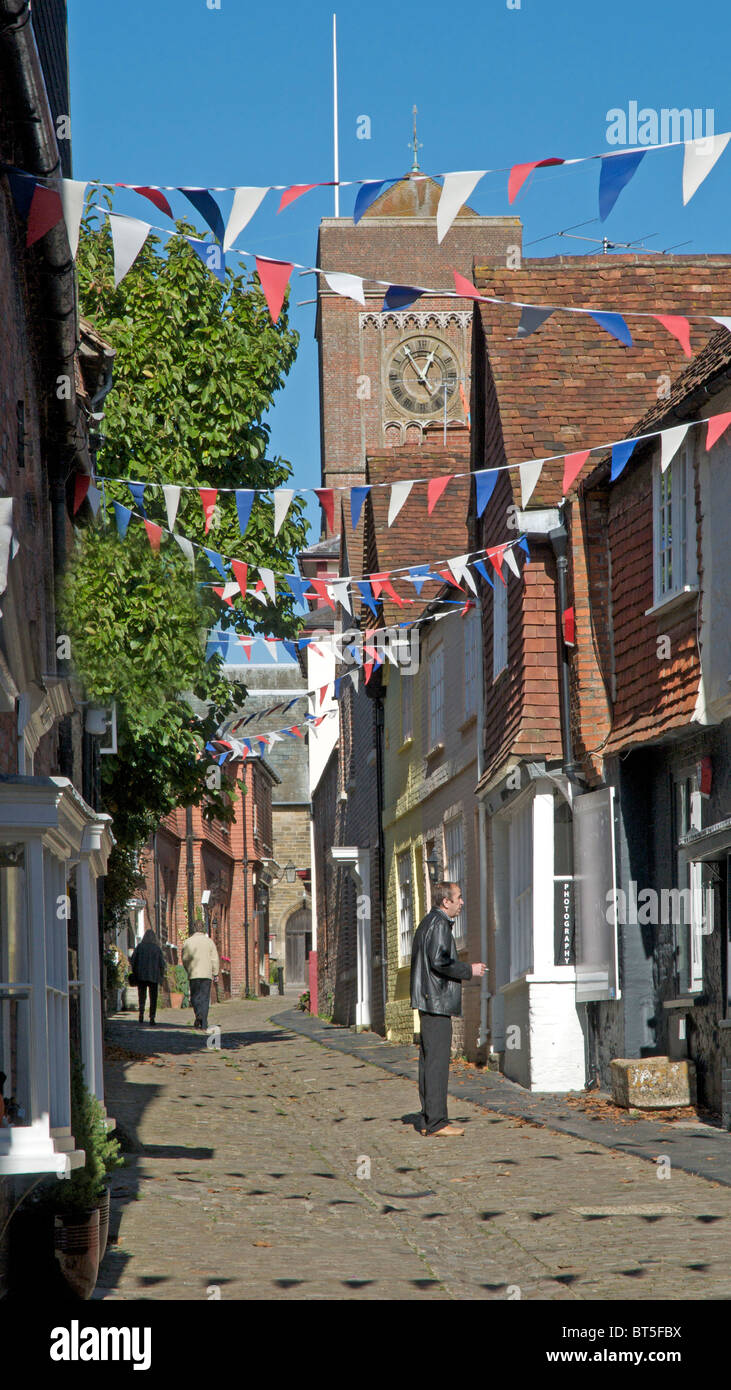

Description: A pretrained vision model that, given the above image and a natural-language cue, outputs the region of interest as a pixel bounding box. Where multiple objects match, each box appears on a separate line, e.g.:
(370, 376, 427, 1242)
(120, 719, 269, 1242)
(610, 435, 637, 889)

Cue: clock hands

(402, 343, 436, 396)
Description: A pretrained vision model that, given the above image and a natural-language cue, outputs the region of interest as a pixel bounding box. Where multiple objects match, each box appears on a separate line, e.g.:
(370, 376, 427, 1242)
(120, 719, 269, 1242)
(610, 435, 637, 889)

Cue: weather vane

(410, 104, 422, 173)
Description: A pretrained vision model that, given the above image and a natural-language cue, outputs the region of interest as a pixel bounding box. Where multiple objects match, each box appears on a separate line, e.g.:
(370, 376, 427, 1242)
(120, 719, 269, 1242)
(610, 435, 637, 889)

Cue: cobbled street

(97, 996, 731, 1302)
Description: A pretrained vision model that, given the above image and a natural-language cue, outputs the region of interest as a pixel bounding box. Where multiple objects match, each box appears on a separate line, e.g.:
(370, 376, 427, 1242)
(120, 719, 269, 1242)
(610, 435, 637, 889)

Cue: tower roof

(360, 174, 477, 221)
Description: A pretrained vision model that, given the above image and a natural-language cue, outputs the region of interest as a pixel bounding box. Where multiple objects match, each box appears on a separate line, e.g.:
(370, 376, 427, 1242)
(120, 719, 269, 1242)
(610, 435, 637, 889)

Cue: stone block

(610, 1056, 696, 1109)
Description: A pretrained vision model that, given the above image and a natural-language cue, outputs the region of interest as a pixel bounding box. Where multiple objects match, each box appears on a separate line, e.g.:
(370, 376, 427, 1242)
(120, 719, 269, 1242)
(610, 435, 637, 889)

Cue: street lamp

(427, 849, 443, 883)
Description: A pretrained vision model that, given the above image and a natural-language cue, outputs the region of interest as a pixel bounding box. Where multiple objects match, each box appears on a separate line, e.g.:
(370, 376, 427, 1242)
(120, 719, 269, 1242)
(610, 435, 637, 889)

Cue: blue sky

(67, 0, 731, 658)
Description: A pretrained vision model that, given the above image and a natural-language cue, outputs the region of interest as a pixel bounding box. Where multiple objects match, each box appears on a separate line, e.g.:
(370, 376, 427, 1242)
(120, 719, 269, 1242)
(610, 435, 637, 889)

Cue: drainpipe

(548, 514, 579, 781)
(185, 805, 195, 943)
(374, 694, 387, 1026)
(241, 767, 250, 995)
(475, 605, 490, 1052)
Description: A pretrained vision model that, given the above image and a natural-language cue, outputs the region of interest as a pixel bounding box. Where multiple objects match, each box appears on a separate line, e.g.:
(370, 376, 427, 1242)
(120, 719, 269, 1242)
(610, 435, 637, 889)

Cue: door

(285, 909, 311, 986)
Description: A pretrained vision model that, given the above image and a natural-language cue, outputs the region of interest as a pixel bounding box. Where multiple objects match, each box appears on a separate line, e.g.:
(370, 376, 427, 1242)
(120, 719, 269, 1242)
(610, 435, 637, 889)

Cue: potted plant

(36, 1058, 123, 1299)
(103, 943, 127, 1013)
(166, 964, 188, 1008)
(174, 963, 189, 1008)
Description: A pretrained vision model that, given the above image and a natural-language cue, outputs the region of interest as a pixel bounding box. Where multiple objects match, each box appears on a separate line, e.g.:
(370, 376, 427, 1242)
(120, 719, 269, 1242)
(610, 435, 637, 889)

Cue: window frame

(428, 643, 444, 749)
(653, 443, 697, 604)
(443, 816, 466, 943)
(463, 610, 478, 718)
(397, 849, 414, 963)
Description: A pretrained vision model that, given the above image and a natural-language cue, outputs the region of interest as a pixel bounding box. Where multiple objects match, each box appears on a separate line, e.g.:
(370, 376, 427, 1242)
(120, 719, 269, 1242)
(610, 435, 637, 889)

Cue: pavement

(96, 994, 731, 1302)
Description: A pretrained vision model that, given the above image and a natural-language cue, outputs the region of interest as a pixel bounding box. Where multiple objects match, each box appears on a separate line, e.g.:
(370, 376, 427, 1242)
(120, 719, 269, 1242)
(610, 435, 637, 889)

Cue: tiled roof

(362, 446, 471, 626)
(471, 255, 731, 509)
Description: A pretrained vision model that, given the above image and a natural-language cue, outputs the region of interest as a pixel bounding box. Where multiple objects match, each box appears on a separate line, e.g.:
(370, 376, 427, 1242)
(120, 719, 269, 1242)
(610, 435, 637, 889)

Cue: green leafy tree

(62, 191, 309, 918)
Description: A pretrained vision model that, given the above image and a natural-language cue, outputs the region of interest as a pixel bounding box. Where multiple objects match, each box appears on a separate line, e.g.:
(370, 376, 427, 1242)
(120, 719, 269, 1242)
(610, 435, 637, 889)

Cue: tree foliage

(63, 191, 309, 914)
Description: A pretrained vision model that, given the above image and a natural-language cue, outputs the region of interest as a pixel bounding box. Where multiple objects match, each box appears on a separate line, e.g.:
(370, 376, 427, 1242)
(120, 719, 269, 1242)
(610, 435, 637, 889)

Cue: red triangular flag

(291, 725, 305, 738)
(363, 660, 374, 685)
(238, 635, 253, 660)
(319, 684, 329, 705)
(199, 487, 218, 534)
(436, 568, 465, 592)
(488, 545, 507, 584)
(255, 256, 294, 323)
(706, 411, 731, 450)
(213, 586, 234, 607)
(144, 519, 162, 552)
(427, 475, 452, 514)
(508, 157, 564, 204)
(453, 270, 484, 300)
(656, 314, 692, 359)
(563, 606, 575, 646)
(27, 185, 63, 246)
(310, 577, 334, 610)
(314, 488, 335, 532)
(117, 184, 173, 218)
(370, 573, 406, 607)
(231, 559, 248, 599)
(73, 473, 90, 515)
(562, 450, 590, 495)
(278, 184, 317, 213)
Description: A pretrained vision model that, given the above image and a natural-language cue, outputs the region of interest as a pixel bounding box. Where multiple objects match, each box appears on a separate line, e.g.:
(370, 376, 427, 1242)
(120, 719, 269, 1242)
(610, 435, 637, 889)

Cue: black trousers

(418, 1011, 452, 1134)
(138, 981, 158, 1022)
(190, 977, 211, 1028)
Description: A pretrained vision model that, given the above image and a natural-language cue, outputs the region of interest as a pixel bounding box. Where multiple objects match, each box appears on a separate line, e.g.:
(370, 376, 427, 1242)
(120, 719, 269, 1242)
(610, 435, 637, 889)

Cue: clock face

(386, 335, 459, 418)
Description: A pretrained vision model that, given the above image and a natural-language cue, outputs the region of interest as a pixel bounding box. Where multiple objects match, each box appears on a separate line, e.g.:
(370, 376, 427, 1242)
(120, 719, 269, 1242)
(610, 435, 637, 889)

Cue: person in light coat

(182, 924, 220, 1030)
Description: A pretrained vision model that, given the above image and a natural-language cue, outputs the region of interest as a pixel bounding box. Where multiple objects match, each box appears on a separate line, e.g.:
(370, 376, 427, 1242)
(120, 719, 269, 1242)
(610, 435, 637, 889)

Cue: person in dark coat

(130, 928, 166, 1025)
(410, 882, 487, 1136)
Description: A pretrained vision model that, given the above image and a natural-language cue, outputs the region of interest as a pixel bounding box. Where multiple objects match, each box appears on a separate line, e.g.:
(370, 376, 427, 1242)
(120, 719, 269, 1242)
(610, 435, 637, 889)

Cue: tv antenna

(525, 219, 665, 255)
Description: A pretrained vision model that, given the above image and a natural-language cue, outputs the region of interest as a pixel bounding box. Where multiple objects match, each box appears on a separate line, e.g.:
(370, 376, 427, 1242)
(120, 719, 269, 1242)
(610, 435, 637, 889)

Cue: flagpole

(333, 14, 340, 218)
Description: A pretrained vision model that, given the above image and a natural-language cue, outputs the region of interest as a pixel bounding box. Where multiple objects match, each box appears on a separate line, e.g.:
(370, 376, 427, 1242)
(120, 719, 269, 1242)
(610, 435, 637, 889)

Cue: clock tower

(315, 167, 521, 540)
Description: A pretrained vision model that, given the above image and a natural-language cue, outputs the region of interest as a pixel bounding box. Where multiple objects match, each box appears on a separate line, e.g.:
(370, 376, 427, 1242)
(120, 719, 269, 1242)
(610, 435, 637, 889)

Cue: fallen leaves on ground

(252, 1240, 271, 1247)
(562, 1093, 704, 1125)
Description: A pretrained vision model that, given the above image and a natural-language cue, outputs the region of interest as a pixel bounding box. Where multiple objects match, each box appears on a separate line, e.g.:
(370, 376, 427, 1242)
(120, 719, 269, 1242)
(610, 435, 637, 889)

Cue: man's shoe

(430, 1124, 464, 1137)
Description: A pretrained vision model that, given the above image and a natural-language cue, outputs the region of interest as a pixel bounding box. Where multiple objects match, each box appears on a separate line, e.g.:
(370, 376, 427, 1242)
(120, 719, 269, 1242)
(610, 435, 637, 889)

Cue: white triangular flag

(58, 178, 88, 258)
(267, 731, 283, 748)
(173, 533, 195, 569)
(447, 554, 478, 594)
(86, 484, 102, 516)
(712, 317, 731, 334)
(108, 212, 151, 287)
(504, 548, 520, 579)
(263, 639, 279, 662)
(329, 578, 353, 615)
(436, 170, 486, 243)
(660, 424, 689, 473)
(519, 458, 544, 508)
(222, 582, 240, 602)
(388, 480, 414, 526)
(162, 484, 181, 532)
(349, 668, 360, 693)
(682, 132, 731, 205)
(257, 567, 276, 602)
(273, 488, 295, 536)
(223, 186, 269, 250)
(323, 271, 366, 306)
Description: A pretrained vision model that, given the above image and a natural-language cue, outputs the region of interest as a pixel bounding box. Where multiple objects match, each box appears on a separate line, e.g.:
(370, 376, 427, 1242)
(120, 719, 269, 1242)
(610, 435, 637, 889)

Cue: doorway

(285, 908, 312, 986)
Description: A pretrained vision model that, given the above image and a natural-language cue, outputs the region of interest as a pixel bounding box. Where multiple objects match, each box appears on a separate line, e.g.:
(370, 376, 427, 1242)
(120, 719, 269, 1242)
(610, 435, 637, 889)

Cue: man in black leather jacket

(410, 881, 487, 1136)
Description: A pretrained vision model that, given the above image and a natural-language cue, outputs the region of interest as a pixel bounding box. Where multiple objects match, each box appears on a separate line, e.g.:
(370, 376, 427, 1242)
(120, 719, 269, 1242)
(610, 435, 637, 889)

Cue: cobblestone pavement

(97, 996, 731, 1302)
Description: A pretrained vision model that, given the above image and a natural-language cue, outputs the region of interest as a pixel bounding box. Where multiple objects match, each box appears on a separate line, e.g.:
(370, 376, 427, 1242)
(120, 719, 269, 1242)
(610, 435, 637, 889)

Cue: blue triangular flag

(284, 573, 309, 606)
(242, 738, 253, 754)
(203, 547, 228, 579)
(475, 469, 498, 518)
(610, 438, 638, 482)
(282, 640, 298, 661)
(179, 187, 225, 244)
(357, 580, 378, 615)
(218, 752, 228, 766)
(186, 236, 226, 283)
(334, 676, 343, 699)
(297, 636, 312, 650)
(382, 284, 423, 312)
(353, 179, 395, 224)
(235, 489, 255, 536)
(405, 564, 436, 596)
(598, 150, 645, 222)
(283, 697, 299, 711)
(472, 559, 494, 589)
(518, 536, 531, 563)
(127, 481, 147, 517)
(7, 168, 37, 219)
(350, 485, 370, 530)
(347, 643, 363, 666)
(113, 502, 132, 538)
(590, 312, 633, 347)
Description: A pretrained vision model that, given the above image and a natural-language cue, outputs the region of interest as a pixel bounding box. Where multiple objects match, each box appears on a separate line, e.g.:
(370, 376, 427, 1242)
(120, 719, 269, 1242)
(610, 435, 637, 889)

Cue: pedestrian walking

(130, 928, 166, 1026)
(182, 923, 220, 1030)
(410, 881, 487, 1137)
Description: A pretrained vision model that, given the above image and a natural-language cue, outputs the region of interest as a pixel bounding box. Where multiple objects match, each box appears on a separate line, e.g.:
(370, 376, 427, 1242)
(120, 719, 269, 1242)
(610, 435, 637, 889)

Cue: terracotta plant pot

(169, 991, 184, 1008)
(97, 1185, 111, 1262)
(54, 1207, 100, 1300)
